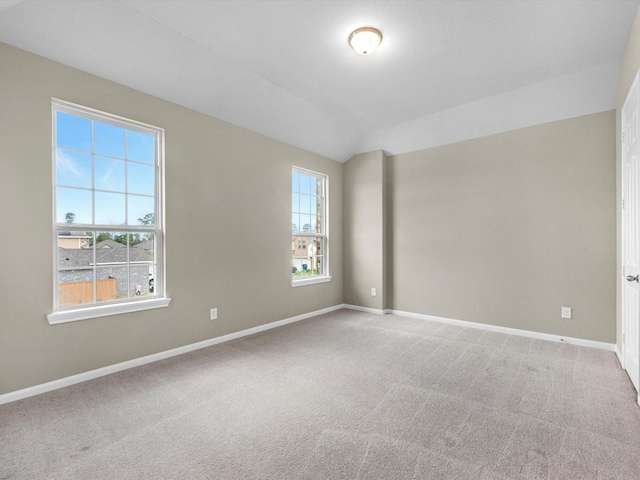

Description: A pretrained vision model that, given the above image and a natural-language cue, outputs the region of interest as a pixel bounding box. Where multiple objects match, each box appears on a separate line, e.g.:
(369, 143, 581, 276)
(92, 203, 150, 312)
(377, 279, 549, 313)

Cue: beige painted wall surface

(617, 6, 640, 352)
(389, 111, 616, 343)
(344, 151, 386, 310)
(0, 43, 343, 395)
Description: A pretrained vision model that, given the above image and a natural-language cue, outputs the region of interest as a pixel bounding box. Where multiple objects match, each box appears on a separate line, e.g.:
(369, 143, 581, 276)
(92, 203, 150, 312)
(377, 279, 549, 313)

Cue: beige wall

(617, 6, 640, 353)
(388, 111, 616, 343)
(0, 43, 343, 395)
(344, 150, 387, 310)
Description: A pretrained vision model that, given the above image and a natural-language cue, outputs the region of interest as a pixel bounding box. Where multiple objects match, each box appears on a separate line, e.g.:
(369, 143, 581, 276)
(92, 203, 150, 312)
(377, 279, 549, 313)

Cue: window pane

(130, 263, 153, 297)
(96, 230, 128, 255)
(133, 232, 155, 260)
(128, 195, 155, 226)
(58, 268, 94, 307)
(57, 230, 92, 253)
(58, 229, 94, 306)
(292, 235, 306, 275)
(292, 236, 322, 277)
(127, 130, 155, 164)
(95, 192, 125, 225)
(56, 112, 91, 152)
(94, 121, 125, 159)
(95, 156, 125, 192)
(300, 214, 311, 232)
(97, 266, 126, 302)
(292, 214, 299, 234)
(310, 178, 317, 196)
(135, 212, 155, 229)
(56, 150, 92, 188)
(147, 263, 156, 295)
(300, 194, 311, 214)
(127, 163, 154, 195)
(309, 215, 317, 234)
(131, 235, 154, 297)
(313, 238, 324, 276)
(292, 192, 299, 213)
(292, 171, 300, 193)
(57, 187, 92, 224)
(92, 230, 111, 247)
(300, 174, 311, 194)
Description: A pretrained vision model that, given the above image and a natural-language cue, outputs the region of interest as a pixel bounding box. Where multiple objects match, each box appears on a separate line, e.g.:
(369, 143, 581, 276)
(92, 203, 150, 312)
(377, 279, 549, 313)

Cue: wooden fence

(58, 278, 117, 306)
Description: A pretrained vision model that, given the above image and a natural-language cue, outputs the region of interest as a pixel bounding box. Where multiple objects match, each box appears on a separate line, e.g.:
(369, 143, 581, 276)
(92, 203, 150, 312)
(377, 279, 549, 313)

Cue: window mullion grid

(124, 128, 129, 228)
(53, 100, 164, 313)
(127, 231, 130, 300)
(91, 120, 97, 305)
(52, 113, 58, 309)
(124, 128, 129, 300)
(154, 147, 159, 297)
(92, 229, 97, 305)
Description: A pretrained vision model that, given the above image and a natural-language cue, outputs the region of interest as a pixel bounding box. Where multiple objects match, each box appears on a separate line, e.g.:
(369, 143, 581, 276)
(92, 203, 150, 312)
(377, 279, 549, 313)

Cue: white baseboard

(386, 309, 616, 352)
(615, 345, 623, 367)
(0, 304, 344, 406)
(1, 304, 618, 405)
(343, 304, 386, 315)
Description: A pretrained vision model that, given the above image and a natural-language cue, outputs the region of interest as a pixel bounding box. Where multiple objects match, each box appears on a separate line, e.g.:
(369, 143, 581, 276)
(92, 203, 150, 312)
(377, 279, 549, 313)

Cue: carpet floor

(1, 309, 640, 479)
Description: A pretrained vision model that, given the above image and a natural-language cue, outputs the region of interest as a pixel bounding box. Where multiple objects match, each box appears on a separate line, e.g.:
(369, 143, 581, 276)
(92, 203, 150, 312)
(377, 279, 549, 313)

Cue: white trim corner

(616, 344, 624, 368)
(343, 304, 386, 315)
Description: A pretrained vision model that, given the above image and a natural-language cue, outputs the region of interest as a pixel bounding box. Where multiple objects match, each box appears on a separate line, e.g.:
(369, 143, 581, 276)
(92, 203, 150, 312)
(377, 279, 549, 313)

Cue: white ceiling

(0, 0, 638, 161)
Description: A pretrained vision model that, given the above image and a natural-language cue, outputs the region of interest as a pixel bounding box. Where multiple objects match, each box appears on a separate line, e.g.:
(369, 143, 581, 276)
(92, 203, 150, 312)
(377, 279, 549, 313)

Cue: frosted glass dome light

(349, 27, 382, 55)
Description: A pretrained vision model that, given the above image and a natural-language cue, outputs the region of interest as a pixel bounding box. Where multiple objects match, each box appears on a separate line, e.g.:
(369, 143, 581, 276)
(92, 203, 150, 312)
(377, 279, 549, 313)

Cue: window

(48, 100, 169, 324)
(292, 167, 330, 286)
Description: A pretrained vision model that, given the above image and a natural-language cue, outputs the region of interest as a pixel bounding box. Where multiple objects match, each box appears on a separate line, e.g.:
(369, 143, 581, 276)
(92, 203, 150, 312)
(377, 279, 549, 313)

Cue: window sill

(46, 297, 172, 325)
(291, 276, 332, 287)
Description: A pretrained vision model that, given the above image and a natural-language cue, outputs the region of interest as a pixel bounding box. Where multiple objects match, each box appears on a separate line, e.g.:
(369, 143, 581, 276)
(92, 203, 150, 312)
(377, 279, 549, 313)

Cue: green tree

(138, 213, 154, 226)
(292, 223, 298, 233)
(113, 233, 142, 246)
(65, 212, 75, 223)
(138, 213, 154, 241)
(303, 223, 311, 232)
(95, 232, 112, 243)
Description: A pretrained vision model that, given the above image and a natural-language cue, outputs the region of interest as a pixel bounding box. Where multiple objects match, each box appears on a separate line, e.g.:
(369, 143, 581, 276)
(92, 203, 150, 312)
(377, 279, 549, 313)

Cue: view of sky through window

(55, 111, 156, 226)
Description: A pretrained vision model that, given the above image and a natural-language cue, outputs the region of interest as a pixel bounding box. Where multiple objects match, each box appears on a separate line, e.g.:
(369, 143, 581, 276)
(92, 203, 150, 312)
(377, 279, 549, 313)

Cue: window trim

(291, 166, 330, 287)
(291, 275, 333, 287)
(49, 99, 170, 323)
(46, 298, 171, 324)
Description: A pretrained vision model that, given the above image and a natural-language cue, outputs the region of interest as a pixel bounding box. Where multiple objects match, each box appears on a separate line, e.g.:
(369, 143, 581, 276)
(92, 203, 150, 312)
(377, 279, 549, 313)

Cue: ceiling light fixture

(349, 27, 382, 55)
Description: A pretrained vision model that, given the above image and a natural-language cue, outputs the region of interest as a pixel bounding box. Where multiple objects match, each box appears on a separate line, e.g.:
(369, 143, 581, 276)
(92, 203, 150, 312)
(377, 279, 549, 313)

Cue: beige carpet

(1, 309, 640, 479)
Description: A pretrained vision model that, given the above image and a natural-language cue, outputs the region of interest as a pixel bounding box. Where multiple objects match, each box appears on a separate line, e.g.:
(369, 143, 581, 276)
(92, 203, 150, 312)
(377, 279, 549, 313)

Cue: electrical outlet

(371, 288, 377, 297)
(561, 307, 572, 319)
(210, 308, 218, 320)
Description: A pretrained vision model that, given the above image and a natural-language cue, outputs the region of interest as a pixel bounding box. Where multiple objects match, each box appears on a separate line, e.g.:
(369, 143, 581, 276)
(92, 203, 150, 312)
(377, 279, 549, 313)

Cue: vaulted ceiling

(0, 0, 638, 161)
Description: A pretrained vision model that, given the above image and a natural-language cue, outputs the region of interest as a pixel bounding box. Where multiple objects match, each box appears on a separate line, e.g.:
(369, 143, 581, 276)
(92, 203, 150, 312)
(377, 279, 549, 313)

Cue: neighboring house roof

(59, 243, 153, 268)
(133, 239, 154, 250)
(58, 231, 91, 237)
(96, 239, 125, 249)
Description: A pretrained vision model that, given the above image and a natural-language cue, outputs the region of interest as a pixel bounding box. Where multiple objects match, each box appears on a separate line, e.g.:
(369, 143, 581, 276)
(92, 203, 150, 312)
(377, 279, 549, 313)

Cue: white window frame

(292, 166, 331, 287)
(47, 99, 170, 324)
